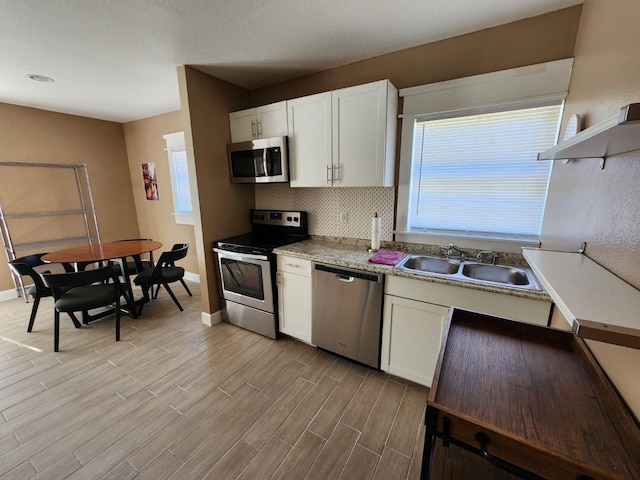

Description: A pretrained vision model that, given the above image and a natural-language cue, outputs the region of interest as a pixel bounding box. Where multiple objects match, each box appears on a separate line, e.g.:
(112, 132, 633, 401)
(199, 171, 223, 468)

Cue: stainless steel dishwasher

(312, 263, 384, 369)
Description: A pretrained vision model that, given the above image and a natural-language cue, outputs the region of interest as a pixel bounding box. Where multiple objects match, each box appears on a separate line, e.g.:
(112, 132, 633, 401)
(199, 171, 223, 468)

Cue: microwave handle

(254, 155, 268, 177)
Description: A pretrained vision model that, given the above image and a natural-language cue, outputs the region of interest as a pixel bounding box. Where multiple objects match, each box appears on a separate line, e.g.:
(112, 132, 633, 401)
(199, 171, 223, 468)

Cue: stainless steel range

(213, 210, 308, 339)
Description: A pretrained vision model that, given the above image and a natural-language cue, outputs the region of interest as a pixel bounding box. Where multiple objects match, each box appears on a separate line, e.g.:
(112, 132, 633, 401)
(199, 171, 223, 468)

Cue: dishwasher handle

(314, 263, 383, 283)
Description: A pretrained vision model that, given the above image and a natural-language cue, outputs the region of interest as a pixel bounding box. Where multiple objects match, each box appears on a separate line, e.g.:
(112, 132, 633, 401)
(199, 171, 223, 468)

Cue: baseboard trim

(0, 289, 18, 302)
(184, 271, 200, 283)
(201, 309, 223, 327)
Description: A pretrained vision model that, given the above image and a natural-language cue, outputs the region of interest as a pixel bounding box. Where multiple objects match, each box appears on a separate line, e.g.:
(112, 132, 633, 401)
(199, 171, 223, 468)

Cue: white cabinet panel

(381, 275, 551, 386)
(385, 275, 551, 327)
(229, 109, 257, 143)
(287, 92, 332, 187)
(229, 101, 288, 143)
(381, 295, 448, 387)
(256, 102, 288, 139)
(277, 255, 313, 343)
(332, 80, 397, 187)
(287, 80, 397, 188)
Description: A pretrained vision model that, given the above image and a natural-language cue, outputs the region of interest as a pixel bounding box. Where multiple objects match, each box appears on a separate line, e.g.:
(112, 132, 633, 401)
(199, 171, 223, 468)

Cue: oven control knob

(294, 217, 299, 222)
(287, 216, 292, 221)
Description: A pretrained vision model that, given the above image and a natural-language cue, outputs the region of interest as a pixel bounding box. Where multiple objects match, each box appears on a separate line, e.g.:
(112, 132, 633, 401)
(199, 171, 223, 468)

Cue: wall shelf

(10, 236, 100, 252)
(522, 248, 640, 350)
(538, 103, 640, 162)
(0, 161, 101, 298)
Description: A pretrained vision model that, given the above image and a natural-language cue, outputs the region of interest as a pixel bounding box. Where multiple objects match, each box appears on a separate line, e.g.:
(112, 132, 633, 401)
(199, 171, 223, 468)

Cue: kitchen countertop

(274, 239, 550, 301)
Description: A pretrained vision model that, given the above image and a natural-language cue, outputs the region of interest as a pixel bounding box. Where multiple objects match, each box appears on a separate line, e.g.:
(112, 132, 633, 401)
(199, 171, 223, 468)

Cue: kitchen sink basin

(395, 254, 542, 291)
(398, 255, 459, 275)
(461, 263, 530, 286)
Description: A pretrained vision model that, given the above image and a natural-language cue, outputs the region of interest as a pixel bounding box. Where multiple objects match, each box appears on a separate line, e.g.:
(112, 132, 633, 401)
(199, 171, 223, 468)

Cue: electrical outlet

(339, 211, 348, 224)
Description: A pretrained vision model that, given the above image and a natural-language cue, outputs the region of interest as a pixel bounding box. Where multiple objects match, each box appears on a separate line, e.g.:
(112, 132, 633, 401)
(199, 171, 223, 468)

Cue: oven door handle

(213, 248, 270, 262)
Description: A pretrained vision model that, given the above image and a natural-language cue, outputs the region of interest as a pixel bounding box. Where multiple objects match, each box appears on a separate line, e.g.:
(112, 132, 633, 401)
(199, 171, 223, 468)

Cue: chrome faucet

(440, 243, 467, 259)
(477, 250, 499, 265)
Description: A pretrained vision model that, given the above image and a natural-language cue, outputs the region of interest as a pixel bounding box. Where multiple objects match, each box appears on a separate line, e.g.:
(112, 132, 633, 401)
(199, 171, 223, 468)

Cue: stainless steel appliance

(312, 263, 384, 369)
(213, 210, 308, 338)
(227, 136, 289, 184)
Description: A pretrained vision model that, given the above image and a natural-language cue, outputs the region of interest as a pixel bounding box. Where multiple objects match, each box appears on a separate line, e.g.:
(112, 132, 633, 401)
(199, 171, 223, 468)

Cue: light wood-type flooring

(0, 281, 428, 479)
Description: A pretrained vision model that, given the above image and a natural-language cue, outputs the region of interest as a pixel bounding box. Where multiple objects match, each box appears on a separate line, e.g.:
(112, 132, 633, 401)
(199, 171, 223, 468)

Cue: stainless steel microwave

(227, 136, 289, 183)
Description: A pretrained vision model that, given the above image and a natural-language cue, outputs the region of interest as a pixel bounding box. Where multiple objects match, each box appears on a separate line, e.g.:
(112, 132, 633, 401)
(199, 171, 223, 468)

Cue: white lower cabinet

(380, 275, 552, 387)
(276, 255, 313, 344)
(381, 295, 448, 387)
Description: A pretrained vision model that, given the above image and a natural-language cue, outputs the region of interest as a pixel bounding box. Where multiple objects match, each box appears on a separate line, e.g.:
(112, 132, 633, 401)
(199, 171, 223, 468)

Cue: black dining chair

(8, 253, 61, 332)
(134, 243, 192, 312)
(116, 238, 155, 275)
(41, 266, 124, 352)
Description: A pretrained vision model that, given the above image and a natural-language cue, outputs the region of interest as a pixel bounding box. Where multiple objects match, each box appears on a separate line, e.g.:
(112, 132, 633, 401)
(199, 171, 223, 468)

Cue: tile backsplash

(255, 184, 395, 241)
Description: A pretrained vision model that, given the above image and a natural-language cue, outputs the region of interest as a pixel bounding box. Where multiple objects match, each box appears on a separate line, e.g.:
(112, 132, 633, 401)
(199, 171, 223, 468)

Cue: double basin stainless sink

(395, 254, 542, 291)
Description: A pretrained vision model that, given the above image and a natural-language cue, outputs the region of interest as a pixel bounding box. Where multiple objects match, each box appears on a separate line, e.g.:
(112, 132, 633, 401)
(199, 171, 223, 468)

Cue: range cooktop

(214, 209, 308, 255)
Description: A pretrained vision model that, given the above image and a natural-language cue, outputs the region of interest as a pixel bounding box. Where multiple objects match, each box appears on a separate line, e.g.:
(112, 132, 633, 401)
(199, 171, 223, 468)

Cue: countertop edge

(275, 240, 550, 302)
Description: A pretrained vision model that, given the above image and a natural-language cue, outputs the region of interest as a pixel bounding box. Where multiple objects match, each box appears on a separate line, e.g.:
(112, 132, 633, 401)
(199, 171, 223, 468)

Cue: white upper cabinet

(229, 101, 288, 143)
(287, 92, 333, 187)
(332, 80, 397, 187)
(287, 79, 398, 187)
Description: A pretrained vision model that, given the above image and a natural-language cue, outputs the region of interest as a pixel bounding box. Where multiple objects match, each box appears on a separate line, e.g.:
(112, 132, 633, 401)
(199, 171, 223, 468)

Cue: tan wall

(122, 110, 198, 275)
(251, 6, 581, 105)
(542, 0, 640, 288)
(197, 7, 579, 317)
(540, 0, 640, 419)
(0, 102, 138, 291)
(247, 2, 640, 418)
(177, 66, 254, 315)
(236, 7, 582, 238)
(250, 5, 581, 238)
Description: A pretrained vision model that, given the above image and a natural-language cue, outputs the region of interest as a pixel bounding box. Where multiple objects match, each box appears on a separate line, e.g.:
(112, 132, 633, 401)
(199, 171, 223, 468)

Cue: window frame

(163, 131, 194, 226)
(396, 59, 573, 253)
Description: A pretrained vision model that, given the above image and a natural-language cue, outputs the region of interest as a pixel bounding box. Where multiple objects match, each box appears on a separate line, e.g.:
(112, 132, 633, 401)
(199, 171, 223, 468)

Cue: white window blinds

(408, 104, 562, 241)
(163, 131, 194, 226)
(170, 148, 193, 215)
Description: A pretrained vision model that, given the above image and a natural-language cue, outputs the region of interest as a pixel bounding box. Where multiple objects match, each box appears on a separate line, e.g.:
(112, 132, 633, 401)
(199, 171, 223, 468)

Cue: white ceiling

(0, 0, 581, 123)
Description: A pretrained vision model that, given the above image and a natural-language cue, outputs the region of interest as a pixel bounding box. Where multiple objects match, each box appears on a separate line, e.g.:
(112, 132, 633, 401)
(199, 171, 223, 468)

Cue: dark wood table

(421, 308, 640, 480)
(42, 240, 162, 319)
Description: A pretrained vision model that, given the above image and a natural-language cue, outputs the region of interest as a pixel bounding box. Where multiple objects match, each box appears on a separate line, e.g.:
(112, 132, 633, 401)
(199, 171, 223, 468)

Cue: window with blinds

(407, 104, 562, 241)
(163, 131, 194, 225)
(170, 148, 193, 215)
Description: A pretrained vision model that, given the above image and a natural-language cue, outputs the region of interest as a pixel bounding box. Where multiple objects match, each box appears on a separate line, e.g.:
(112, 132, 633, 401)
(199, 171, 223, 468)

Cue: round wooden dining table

(42, 240, 162, 267)
(42, 240, 162, 319)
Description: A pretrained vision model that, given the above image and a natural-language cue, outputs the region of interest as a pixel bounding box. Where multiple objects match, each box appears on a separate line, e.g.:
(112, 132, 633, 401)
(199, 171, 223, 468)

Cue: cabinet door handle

(251, 120, 256, 137)
(333, 164, 340, 182)
(285, 263, 301, 268)
(326, 165, 332, 183)
(256, 120, 262, 136)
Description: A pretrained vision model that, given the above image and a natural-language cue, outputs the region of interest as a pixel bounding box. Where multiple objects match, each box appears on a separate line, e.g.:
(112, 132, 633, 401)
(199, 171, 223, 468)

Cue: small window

(406, 104, 562, 242)
(396, 59, 573, 249)
(163, 131, 193, 225)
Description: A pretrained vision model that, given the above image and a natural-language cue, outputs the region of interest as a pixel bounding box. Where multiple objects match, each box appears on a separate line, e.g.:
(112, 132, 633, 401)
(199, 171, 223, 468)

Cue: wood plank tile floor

(0, 281, 427, 479)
